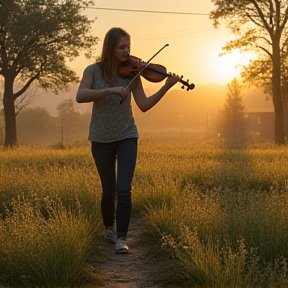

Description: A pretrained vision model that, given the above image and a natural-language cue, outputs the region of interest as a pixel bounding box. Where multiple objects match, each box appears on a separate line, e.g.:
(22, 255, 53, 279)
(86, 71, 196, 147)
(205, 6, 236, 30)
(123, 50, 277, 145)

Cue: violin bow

(124, 44, 169, 91)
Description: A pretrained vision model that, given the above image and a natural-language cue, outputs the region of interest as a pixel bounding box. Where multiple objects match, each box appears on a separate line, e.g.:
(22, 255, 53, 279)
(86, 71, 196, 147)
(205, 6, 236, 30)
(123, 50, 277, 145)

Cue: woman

(76, 27, 181, 254)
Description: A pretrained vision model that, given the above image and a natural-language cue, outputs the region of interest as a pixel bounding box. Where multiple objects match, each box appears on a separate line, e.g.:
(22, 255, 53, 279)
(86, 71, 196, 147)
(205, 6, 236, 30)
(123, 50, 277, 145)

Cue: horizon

(30, 81, 273, 119)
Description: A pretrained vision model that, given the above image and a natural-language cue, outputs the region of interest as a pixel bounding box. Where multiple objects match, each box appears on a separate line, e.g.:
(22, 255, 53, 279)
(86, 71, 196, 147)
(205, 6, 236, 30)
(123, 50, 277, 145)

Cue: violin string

(124, 44, 169, 90)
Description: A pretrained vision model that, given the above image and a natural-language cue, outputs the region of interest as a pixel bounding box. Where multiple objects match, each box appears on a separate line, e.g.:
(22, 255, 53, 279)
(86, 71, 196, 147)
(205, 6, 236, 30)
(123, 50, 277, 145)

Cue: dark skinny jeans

(91, 138, 138, 239)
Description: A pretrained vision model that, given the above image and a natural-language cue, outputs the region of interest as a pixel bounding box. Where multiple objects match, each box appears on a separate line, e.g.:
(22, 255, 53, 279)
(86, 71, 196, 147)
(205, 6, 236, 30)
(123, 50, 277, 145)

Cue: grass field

(1, 141, 288, 287)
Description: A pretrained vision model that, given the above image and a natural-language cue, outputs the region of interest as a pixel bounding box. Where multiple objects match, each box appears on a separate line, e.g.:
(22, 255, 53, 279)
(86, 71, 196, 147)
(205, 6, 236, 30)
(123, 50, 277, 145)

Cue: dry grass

(1, 141, 288, 287)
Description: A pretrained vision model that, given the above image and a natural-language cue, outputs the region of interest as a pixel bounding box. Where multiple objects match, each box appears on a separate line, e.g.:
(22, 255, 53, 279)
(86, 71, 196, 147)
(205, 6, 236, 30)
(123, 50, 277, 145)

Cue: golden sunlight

(205, 49, 245, 85)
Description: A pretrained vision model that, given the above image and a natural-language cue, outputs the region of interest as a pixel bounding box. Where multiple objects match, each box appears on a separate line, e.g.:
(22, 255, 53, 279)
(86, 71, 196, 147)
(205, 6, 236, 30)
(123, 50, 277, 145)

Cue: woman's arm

(76, 70, 129, 103)
(132, 74, 181, 112)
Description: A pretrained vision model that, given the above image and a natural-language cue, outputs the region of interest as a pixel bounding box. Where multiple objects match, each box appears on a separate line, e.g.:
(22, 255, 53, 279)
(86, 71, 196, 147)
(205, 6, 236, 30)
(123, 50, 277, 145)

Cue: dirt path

(94, 216, 171, 288)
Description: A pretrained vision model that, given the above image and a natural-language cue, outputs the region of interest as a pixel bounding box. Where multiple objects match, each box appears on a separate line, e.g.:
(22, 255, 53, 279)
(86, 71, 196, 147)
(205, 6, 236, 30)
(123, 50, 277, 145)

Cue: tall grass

(134, 141, 288, 287)
(1, 141, 288, 287)
(0, 197, 102, 288)
(0, 145, 103, 287)
(0, 145, 100, 218)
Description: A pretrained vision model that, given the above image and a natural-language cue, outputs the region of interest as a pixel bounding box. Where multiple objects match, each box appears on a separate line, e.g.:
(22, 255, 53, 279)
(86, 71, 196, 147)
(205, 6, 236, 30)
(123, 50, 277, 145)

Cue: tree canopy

(0, 0, 98, 146)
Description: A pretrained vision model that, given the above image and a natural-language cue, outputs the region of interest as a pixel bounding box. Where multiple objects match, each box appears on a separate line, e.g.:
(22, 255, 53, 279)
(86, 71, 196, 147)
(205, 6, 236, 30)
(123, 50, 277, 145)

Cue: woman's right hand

(77, 70, 130, 103)
(111, 86, 129, 102)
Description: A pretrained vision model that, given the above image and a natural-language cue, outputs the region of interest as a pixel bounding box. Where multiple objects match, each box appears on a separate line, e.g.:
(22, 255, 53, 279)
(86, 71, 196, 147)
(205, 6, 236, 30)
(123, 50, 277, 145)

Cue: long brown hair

(98, 27, 130, 84)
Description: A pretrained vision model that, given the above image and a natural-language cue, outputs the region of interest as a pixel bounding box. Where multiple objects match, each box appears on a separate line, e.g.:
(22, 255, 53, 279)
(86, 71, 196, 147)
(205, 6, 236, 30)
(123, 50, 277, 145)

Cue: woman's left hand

(164, 72, 182, 89)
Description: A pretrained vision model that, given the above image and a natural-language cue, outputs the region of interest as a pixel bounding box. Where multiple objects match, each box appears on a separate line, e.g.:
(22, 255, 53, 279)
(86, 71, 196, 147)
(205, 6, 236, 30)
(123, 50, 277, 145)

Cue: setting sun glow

(207, 49, 244, 85)
(76, 1, 257, 86)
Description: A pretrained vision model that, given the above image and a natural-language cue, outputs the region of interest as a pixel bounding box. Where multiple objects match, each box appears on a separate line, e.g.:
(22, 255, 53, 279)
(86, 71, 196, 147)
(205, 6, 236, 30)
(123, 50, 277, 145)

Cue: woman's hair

(98, 27, 130, 84)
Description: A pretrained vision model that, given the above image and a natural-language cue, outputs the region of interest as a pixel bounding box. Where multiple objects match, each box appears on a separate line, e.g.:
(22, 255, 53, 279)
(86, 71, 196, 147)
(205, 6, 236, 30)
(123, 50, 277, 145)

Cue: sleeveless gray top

(85, 63, 139, 142)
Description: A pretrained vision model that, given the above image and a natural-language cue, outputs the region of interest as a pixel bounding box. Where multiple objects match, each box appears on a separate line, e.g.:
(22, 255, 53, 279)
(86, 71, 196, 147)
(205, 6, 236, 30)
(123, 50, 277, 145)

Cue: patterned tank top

(85, 63, 139, 142)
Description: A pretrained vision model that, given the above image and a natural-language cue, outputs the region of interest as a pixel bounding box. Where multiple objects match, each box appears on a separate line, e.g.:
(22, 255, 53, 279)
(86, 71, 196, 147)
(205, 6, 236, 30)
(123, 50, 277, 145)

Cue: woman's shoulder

(84, 63, 100, 73)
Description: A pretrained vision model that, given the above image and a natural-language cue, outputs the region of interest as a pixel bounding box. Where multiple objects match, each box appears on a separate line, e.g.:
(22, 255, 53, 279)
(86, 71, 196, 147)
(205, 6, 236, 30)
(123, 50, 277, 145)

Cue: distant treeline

(0, 84, 273, 145)
(15, 107, 91, 145)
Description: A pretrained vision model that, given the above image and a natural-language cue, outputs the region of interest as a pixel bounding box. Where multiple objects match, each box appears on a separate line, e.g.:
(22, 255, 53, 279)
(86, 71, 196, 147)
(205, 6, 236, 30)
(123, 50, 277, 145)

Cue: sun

(205, 49, 252, 85)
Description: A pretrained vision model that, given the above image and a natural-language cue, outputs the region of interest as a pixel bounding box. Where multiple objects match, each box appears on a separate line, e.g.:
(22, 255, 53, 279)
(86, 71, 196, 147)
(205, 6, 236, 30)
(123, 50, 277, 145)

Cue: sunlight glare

(205, 49, 250, 85)
(206, 49, 251, 85)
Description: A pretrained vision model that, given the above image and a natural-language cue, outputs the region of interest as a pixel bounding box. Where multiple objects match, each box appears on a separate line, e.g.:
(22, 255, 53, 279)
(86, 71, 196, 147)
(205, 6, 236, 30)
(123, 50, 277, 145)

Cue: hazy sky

(72, 0, 253, 87)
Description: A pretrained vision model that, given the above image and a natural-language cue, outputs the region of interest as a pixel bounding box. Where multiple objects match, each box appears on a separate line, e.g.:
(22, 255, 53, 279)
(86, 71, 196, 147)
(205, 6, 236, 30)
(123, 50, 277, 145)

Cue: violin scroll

(180, 76, 195, 91)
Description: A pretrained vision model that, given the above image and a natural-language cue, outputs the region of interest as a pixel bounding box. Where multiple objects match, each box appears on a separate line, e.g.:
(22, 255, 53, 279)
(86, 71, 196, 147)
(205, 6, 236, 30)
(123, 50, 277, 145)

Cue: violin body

(118, 55, 195, 91)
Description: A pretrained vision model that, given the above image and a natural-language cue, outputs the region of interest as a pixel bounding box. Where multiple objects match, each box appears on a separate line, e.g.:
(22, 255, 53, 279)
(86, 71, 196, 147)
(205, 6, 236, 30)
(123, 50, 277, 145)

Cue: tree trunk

(3, 80, 17, 147)
(272, 40, 285, 145)
(282, 78, 288, 139)
(284, 102, 288, 139)
(283, 100, 288, 141)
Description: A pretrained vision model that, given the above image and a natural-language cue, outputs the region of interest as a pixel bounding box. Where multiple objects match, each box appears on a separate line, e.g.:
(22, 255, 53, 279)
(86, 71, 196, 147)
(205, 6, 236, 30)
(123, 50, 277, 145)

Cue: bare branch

(13, 68, 42, 100)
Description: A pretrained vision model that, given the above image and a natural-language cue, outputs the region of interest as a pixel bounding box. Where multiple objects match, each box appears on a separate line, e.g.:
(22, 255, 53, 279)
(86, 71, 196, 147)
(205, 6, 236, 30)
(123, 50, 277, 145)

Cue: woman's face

(114, 37, 130, 63)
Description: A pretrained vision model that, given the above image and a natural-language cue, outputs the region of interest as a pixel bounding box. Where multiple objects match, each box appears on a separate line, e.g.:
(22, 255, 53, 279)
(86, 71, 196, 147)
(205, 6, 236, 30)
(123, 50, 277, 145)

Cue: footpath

(94, 216, 176, 288)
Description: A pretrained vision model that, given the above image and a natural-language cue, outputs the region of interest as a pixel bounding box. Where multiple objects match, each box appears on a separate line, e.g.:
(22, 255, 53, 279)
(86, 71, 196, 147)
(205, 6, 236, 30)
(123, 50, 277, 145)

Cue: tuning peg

(187, 88, 189, 91)
(181, 75, 183, 79)
(181, 86, 184, 89)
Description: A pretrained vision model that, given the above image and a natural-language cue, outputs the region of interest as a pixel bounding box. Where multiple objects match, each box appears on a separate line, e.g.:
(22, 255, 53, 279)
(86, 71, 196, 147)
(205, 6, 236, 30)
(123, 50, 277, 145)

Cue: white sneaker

(115, 238, 129, 254)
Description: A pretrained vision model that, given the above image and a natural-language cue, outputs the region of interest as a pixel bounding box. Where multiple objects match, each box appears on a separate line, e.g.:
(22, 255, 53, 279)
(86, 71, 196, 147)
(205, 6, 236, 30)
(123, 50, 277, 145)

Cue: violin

(118, 55, 195, 91)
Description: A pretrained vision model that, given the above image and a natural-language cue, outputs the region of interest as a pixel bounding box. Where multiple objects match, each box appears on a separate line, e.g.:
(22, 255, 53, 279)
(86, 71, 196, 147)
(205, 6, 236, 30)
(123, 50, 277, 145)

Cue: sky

(71, 0, 253, 87)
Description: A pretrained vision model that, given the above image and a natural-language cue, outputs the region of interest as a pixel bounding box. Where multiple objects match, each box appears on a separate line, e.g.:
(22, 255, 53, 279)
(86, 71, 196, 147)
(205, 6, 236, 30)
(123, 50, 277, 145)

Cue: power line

(86, 6, 210, 16)
(134, 25, 213, 40)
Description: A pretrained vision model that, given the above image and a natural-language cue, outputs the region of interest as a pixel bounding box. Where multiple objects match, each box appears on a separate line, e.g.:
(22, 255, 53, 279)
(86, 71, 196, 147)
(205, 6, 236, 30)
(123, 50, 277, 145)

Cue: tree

(57, 99, 79, 145)
(17, 107, 53, 144)
(0, 76, 3, 144)
(217, 78, 247, 146)
(0, 0, 98, 146)
(14, 82, 38, 117)
(210, 0, 288, 144)
(1, 76, 37, 115)
(240, 43, 288, 138)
